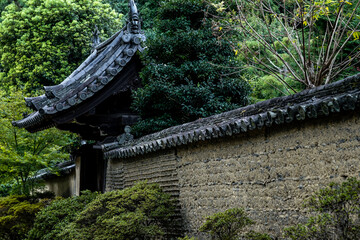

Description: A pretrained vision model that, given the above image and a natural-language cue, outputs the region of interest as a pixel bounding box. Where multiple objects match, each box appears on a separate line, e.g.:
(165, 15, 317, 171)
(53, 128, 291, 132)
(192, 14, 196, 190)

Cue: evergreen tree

(105, 0, 159, 29)
(131, 0, 251, 136)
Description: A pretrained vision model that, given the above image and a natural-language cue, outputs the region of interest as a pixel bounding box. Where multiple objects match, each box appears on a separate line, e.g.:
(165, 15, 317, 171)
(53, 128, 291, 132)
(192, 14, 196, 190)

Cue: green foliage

(0, 0, 24, 13)
(0, 0, 122, 92)
(245, 231, 273, 240)
(58, 182, 175, 240)
(200, 208, 254, 240)
(104, 0, 127, 15)
(131, 0, 251, 136)
(199, 208, 272, 240)
(0, 89, 74, 195)
(106, 0, 163, 28)
(249, 74, 303, 102)
(0, 183, 12, 197)
(178, 236, 197, 240)
(284, 177, 360, 240)
(27, 191, 98, 240)
(0, 194, 51, 240)
(212, 0, 360, 91)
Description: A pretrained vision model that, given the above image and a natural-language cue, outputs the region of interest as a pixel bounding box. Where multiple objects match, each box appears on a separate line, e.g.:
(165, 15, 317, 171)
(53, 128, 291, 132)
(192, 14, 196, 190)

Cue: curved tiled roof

(13, 0, 145, 131)
(35, 160, 75, 180)
(103, 73, 360, 159)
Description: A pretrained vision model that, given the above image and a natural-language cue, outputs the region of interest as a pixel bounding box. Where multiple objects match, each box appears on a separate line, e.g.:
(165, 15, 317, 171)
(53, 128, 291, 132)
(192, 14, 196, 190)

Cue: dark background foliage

(130, 0, 251, 136)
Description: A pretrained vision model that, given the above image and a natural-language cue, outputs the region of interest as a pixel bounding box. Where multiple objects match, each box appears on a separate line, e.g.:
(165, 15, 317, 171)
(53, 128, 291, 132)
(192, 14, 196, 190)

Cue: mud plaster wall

(105, 149, 181, 237)
(45, 171, 76, 197)
(106, 111, 360, 238)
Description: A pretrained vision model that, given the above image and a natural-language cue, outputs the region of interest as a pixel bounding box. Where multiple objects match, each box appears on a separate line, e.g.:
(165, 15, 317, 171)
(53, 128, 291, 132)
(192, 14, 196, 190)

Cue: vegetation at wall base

(27, 190, 98, 240)
(192, 178, 360, 239)
(27, 182, 176, 240)
(284, 177, 360, 240)
(199, 208, 272, 240)
(0, 193, 54, 240)
(3, 178, 360, 239)
(200, 208, 254, 240)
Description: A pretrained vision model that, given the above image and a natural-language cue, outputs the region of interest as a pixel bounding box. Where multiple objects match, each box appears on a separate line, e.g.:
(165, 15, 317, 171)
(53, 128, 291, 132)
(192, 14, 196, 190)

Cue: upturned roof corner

(13, 0, 145, 136)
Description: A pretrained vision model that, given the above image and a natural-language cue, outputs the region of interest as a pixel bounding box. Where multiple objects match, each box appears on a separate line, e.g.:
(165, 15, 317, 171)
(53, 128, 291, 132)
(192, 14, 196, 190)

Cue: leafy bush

(0, 195, 51, 240)
(200, 208, 254, 240)
(27, 191, 98, 240)
(200, 208, 272, 240)
(284, 177, 360, 240)
(58, 182, 175, 240)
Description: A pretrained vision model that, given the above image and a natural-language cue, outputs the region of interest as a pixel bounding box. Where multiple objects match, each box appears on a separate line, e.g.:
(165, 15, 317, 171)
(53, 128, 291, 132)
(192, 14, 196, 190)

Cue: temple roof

(35, 160, 75, 180)
(13, 0, 145, 134)
(103, 73, 360, 159)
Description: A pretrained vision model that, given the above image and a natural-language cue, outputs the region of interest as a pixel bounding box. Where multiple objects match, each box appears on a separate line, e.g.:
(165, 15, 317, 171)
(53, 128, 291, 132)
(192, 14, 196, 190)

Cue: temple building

(13, 0, 145, 194)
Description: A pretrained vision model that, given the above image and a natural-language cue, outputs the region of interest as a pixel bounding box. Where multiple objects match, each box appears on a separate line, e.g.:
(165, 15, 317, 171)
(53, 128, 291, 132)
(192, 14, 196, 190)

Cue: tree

(0, 89, 74, 195)
(131, 0, 251, 136)
(211, 0, 360, 91)
(0, 0, 122, 92)
(0, 0, 24, 13)
(104, 0, 160, 28)
(285, 177, 360, 239)
(104, 0, 127, 15)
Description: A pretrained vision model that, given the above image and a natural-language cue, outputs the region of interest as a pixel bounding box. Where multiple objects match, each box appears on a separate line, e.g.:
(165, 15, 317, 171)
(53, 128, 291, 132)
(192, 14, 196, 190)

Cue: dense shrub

(199, 208, 271, 240)
(0, 195, 51, 240)
(284, 177, 360, 240)
(27, 191, 98, 240)
(200, 208, 253, 240)
(57, 182, 175, 240)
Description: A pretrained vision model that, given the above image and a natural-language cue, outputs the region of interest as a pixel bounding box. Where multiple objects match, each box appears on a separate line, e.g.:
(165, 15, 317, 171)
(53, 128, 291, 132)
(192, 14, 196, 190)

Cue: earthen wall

(45, 171, 76, 197)
(106, 111, 360, 238)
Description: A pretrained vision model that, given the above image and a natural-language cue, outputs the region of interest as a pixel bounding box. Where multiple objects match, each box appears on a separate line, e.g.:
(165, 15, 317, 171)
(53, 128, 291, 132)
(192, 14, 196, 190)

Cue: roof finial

(128, 0, 140, 33)
(91, 25, 100, 52)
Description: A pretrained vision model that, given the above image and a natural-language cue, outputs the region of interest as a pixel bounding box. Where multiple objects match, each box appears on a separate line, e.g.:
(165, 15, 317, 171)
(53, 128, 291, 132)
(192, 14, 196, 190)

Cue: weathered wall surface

(106, 149, 181, 237)
(106, 111, 360, 238)
(106, 149, 179, 196)
(45, 170, 76, 197)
